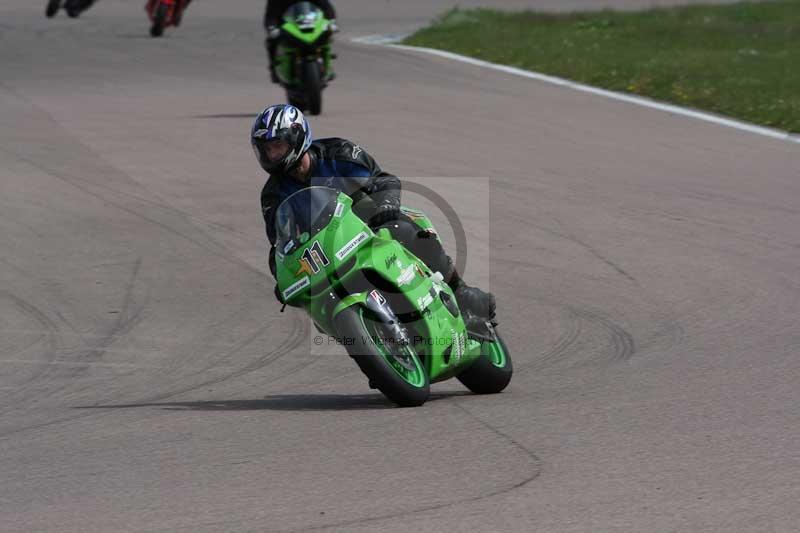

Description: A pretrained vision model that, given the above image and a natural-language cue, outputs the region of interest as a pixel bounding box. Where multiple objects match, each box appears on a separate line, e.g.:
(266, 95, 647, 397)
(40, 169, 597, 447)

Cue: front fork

(321, 44, 334, 78)
(275, 45, 334, 84)
(330, 291, 409, 343)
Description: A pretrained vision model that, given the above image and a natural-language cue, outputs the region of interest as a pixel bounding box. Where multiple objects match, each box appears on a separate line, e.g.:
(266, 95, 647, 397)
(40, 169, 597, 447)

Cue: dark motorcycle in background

(45, 0, 95, 18)
(273, 2, 337, 115)
(145, 0, 191, 38)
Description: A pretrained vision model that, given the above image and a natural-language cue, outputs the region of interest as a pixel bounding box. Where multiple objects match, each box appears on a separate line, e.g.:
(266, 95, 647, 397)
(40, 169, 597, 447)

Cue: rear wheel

(302, 60, 322, 115)
(333, 306, 429, 407)
(45, 0, 61, 18)
(457, 332, 513, 394)
(64, 0, 82, 17)
(150, 2, 168, 37)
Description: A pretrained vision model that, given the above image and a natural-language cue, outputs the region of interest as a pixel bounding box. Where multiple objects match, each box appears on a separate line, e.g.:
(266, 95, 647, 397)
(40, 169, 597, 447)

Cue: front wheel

(333, 306, 429, 407)
(302, 60, 322, 115)
(45, 0, 61, 18)
(286, 91, 304, 111)
(457, 331, 513, 394)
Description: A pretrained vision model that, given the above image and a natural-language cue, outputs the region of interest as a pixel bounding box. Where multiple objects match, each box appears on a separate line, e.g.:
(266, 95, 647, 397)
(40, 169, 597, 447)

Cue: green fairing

(275, 188, 483, 384)
(282, 17, 329, 44)
(274, 7, 334, 86)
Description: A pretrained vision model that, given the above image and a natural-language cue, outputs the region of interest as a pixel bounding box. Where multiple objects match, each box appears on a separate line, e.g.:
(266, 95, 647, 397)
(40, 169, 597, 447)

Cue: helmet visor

(260, 138, 291, 164)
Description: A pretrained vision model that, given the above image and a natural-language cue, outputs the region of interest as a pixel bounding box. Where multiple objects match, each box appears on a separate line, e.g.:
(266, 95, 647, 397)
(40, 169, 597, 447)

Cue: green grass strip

(404, 1, 800, 133)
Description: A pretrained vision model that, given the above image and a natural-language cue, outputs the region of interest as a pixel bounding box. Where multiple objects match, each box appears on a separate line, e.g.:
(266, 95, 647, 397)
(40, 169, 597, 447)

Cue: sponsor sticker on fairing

(417, 293, 434, 310)
(335, 232, 368, 260)
(334, 202, 345, 218)
(397, 265, 416, 286)
(282, 276, 310, 300)
(451, 329, 465, 360)
(370, 290, 386, 306)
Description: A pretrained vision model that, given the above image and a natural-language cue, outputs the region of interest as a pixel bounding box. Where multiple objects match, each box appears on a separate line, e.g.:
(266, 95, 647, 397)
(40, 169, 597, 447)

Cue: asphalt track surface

(1, 1, 798, 531)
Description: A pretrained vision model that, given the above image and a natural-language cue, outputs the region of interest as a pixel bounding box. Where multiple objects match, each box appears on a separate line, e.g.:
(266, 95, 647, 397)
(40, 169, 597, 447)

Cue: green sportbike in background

(274, 2, 336, 116)
(275, 187, 513, 407)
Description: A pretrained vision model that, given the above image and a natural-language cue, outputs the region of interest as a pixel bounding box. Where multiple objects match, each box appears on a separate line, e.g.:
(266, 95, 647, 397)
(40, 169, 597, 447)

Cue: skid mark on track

(520, 306, 583, 372)
(2, 259, 148, 402)
(515, 299, 640, 374)
(26, 94, 260, 259)
(0, 359, 166, 369)
(0, 316, 307, 440)
(71, 258, 147, 369)
(142, 317, 307, 404)
(636, 315, 686, 355)
(0, 292, 62, 395)
(502, 215, 638, 284)
(0, 91, 265, 284)
(29, 157, 261, 278)
(277, 401, 541, 533)
(568, 305, 636, 365)
(550, 218, 638, 284)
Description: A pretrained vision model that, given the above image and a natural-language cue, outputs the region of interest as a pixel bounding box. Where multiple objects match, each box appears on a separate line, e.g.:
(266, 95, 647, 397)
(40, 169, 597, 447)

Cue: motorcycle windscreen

(283, 2, 324, 29)
(275, 186, 339, 254)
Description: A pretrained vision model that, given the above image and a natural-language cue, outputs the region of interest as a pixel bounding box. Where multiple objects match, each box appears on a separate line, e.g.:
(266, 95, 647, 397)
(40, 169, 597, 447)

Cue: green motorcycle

(274, 2, 336, 116)
(275, 187, 513, 407)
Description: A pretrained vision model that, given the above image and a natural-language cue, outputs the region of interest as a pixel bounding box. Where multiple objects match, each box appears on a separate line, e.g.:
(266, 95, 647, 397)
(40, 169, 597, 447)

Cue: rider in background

(252, 104, 496, 326)
(264, 0, 338, 83)
(46, 0, 96, 18)
(144, 0, 193, 27)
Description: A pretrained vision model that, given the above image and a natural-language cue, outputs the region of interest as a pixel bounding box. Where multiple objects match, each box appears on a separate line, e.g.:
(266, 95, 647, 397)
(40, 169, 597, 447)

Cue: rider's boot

(447, 269, 496, 329)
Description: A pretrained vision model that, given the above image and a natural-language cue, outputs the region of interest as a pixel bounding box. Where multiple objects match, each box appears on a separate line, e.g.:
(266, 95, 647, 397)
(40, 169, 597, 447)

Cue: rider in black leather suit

(253, 104, 496, 323)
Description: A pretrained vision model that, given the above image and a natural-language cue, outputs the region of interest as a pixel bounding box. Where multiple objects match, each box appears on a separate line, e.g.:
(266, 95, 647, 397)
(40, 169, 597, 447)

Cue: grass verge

(403, 1, 800, 133)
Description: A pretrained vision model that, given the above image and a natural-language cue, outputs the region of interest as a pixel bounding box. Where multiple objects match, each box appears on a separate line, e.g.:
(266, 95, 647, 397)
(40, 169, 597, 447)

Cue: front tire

(333, 306, 429, 407)
(457, 332, 513, 394)
(302, 60, 322, 115)
(287, 91, 304, 110)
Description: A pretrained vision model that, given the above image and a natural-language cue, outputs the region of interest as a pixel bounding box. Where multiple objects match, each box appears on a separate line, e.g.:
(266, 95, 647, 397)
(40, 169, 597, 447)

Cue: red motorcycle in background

(145, 0, 191, 37)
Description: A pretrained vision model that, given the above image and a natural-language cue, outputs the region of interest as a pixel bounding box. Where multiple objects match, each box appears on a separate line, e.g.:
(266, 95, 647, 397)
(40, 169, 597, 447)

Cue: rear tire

(333, 307, 429, 407)
(302, 60, 322, 116)
(150, 2, 168, 37)
(45, 0, 61, 18)
(457, 332, 513, 394)
(64, 0, 81, 17)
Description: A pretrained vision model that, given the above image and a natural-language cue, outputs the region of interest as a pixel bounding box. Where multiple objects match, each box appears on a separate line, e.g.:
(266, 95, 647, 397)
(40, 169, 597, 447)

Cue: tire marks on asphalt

(0, 292, 62, 393)
(277, 401, 542, 533)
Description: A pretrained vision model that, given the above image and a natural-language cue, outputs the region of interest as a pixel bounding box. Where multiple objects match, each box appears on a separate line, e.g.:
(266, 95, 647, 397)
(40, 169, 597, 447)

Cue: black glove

(369, 204, 400, 228)
(266, 25, 280, 40)
(269, 246, 277, 277)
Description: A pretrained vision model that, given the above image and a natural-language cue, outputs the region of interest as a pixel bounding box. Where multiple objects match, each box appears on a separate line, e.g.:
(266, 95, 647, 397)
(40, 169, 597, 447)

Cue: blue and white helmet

(251, 104, 312, 174)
